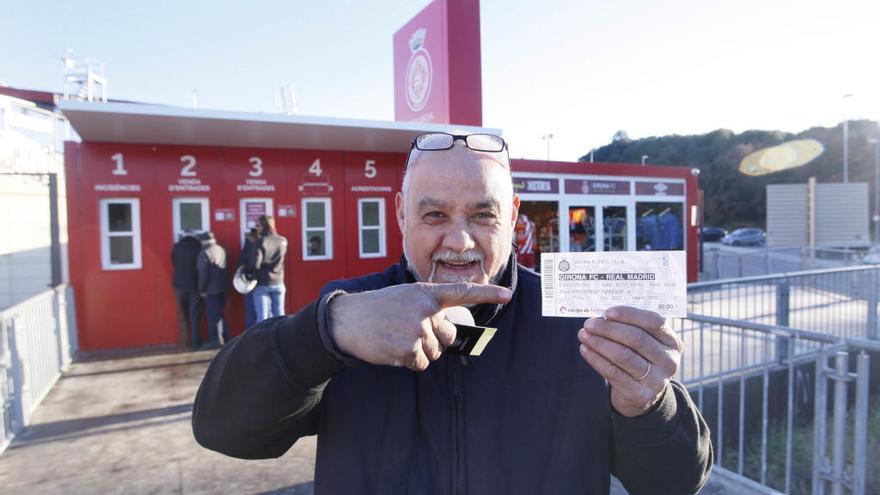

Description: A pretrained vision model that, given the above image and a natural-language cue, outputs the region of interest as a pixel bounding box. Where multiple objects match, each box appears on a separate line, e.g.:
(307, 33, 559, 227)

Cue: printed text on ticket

(541, 251, 687, 318)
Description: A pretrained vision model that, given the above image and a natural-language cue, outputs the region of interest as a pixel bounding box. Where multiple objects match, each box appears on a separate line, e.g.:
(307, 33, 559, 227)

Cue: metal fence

(677, 265, 880, 494)
(686, 265, 878, 368)
(702, 246, 867, 281)
(0, 285, 76, 455)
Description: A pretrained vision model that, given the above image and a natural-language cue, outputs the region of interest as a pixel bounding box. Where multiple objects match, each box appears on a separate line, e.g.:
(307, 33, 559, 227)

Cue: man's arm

(249, 239, 264, 272)
(193, 282, 511, 458)
(578, 307, 712, 494)
(610, 381, 713, 494)
(192, 294, 345, 459)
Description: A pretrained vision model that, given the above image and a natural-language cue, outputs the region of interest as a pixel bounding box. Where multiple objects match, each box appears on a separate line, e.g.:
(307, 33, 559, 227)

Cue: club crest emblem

(558, 260, 571, 272)
(405, 28, 432, 112)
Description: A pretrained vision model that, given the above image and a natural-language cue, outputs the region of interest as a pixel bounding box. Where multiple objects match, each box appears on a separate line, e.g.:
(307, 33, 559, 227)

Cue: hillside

(580, 120, 880, 229)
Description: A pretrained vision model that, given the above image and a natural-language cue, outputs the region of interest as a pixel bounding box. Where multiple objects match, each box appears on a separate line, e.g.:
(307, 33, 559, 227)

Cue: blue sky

(3, 0, 878, 161)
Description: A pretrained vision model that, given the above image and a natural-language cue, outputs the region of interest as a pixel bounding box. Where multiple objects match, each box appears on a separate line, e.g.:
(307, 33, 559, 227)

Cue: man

(193, 133, 712, 494)
(238, 227, 260, 329)
(249, 215, 288, 322)
(171, 230, 202, 348)
(197, 231, 229, 346)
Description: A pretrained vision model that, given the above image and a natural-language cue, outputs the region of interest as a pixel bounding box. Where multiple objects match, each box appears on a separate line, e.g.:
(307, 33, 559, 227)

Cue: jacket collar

(398, 246, 518, 327)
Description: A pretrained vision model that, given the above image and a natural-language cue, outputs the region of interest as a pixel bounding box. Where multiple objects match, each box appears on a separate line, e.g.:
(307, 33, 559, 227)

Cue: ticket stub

(446, 324, 496, 356)
(541, 251, 687, 318)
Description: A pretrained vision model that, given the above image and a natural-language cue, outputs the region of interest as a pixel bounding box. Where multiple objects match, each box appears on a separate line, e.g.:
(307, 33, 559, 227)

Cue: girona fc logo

(405, 28, 432, 112)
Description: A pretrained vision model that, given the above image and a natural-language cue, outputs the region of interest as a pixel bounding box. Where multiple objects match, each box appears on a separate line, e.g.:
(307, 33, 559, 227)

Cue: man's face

(396, 144, 520, 285)
(309, 239, 321, 255)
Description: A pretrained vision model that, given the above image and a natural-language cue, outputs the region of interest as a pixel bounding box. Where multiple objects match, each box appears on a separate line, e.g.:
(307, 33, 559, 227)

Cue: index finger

(421, 282, 512, 309)
(603, 306, 674, 345)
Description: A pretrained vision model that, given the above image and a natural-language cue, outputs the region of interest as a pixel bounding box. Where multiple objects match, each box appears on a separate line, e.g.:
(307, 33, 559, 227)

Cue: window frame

(239, 197, 274, 246)
(357, 198, 386, 258)
(302, 197, 333, 261)
(99, 197, 142, 270)
(172, 197, 210, 241)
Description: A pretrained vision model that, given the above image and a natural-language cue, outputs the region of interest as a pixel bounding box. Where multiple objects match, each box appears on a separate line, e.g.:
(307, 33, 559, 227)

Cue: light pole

(843, 93, 853, 183)
(542, 133, 554, 161)
(641, 155, 648, 166)
(869, 137, 880, 243)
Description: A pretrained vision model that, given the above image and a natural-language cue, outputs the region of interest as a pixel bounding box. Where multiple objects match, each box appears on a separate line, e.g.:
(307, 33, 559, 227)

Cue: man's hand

(328, 282, 512, 371)
(577, 306, 683, 417)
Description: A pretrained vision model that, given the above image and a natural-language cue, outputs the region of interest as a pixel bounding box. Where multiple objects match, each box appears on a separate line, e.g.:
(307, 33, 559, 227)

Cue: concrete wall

(0, 174, 68, 309)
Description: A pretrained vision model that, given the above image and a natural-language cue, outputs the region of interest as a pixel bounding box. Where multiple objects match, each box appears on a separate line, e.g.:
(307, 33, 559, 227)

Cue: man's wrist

(611, 383, 680, 444)
(319, 290, 360, 367)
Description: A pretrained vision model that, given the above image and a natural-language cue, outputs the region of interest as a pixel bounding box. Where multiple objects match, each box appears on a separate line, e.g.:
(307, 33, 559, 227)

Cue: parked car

(721, 228, 766, 246)
(862, 246, 880, 264)
(699, 227, 728, 242)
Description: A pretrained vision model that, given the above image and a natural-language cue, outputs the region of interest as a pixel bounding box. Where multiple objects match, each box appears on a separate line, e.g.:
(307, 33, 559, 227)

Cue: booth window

(358, 198, 386, 258)
(303, 198, 332, 260)
(100, 198, 142, 270)
(172, 197, 209, 241)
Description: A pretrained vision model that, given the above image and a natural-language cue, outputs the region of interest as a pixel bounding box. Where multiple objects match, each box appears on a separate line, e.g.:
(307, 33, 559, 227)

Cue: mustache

(431, 250, 485, 263)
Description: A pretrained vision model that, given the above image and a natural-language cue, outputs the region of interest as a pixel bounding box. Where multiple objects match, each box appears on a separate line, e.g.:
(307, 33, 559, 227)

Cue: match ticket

(541, 251, 687, 318)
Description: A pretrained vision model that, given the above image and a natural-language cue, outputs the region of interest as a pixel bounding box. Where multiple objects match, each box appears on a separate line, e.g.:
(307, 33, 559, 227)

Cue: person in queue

(197, 231, 229, 347)
(238, 227, 260, 328)
(171, 230, 203, 349)
(192, 132, 712, 494)
(248, 215, 288, 322)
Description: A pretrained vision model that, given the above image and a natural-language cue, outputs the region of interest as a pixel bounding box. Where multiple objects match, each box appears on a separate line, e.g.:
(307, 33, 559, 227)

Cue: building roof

(0, 85, 59, 111)
(58, 101, 501, 153)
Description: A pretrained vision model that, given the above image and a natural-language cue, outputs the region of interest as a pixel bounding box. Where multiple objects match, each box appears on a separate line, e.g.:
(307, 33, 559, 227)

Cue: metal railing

(677, 265, 880, 494)
(0, 285, 76, 455)
(688, 265, 878, 350)
(702, 246, 866, 281)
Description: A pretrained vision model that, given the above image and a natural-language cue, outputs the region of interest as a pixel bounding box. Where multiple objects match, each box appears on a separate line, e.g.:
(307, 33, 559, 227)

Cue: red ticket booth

(61, 102, 698, 351)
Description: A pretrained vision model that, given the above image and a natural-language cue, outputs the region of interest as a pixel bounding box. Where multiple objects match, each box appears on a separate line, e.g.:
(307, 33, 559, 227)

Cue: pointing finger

(420, 282, 512, 309)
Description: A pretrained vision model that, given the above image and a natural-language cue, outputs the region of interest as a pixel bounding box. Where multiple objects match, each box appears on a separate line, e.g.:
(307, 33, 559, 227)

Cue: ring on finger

(634, 361, 651, 381)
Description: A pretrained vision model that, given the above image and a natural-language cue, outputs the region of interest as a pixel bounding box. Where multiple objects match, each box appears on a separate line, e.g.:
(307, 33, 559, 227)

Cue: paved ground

(0, 349, 749, 494)
(0, 349, 316, 494)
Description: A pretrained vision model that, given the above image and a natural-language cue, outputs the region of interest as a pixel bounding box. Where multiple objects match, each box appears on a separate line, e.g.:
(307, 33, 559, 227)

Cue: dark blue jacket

(193, 256, 712, 494)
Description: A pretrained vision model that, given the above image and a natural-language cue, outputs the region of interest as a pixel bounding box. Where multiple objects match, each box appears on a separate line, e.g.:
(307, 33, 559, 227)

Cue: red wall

(65, 144, 698, 351)
(65, 142, 408, 350)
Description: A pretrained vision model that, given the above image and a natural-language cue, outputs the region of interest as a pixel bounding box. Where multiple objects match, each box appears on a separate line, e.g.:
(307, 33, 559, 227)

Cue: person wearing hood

(171, 230, 203, 349)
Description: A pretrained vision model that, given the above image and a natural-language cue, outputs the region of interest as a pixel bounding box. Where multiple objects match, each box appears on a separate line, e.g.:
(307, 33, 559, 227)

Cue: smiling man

(192, 133, 712, 494)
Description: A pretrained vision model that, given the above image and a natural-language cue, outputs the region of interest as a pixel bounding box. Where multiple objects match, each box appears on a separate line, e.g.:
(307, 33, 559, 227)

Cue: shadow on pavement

(12, 403, 192, 447)
(63, 359, 213, 379)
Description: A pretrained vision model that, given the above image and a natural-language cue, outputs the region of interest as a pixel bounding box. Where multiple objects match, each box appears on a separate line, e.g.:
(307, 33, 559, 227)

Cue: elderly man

(193, 133, 712, 494)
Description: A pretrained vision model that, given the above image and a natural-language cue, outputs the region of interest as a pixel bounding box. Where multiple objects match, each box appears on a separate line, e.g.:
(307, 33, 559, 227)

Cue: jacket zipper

(450, 356, 466, 494)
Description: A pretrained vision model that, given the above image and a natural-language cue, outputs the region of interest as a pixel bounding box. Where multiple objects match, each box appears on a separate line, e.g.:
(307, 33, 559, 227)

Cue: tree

(612, 130, 630, 143)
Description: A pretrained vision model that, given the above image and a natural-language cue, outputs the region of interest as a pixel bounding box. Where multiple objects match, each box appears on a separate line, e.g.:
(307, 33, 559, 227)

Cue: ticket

(540, 251, 687, 318)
